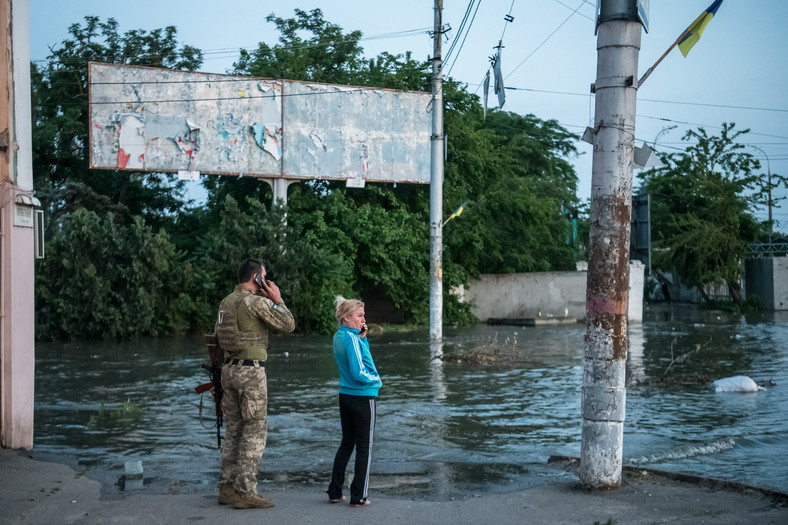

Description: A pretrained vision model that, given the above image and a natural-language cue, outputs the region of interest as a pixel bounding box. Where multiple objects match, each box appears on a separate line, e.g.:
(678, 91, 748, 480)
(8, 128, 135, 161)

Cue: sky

(28, 0, 788, 228)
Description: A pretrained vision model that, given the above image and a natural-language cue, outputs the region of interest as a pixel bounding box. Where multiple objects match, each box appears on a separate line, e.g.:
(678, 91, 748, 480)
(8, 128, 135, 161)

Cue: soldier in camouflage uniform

(215, 258, 295, 509)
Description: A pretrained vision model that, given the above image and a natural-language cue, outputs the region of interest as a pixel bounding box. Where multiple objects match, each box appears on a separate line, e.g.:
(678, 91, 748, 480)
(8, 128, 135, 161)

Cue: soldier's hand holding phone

(255, 273, 283, 304)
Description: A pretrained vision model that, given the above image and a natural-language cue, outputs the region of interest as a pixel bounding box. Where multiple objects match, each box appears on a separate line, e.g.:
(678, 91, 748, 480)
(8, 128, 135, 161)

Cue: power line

(560, 119, 787, 160)
(638, 115, 788, 141)
(505, 0, 587, 81)
(499, 0, 517, 42)
(32, 26, 433, 66)
(446, 0, 484, 77)
(90, 77, 281, 86)
(445, 0, 478, 65)
(472, 0, 518, 95)
(500, 84, 788, 116)
(79, 78, 788, 134)
(639, 97, 788, 114)
(552, 0, 595, 22)
(87, 72, 432, 86)
(72, 84, 430, 107)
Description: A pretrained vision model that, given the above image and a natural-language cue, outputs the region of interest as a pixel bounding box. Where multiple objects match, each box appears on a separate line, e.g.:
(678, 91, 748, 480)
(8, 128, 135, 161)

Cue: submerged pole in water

(580, 0, 644, 489)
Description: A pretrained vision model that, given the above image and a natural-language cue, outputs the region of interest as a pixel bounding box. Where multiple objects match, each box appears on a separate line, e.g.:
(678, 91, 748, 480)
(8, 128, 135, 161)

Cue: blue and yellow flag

(678, 0, 723, 57)
(443, 202, 467, 226)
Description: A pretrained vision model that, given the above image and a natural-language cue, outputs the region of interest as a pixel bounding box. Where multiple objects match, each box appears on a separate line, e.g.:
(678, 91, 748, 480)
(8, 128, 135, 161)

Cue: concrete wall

(628, 260, 645, 322)
(745, 257, 788, 310)
(775, 258, 788, 310)
(462, 260, 645, 323)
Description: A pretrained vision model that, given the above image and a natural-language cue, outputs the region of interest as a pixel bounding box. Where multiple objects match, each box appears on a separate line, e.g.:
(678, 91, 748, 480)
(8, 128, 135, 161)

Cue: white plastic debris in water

(712, 375, 765, 393)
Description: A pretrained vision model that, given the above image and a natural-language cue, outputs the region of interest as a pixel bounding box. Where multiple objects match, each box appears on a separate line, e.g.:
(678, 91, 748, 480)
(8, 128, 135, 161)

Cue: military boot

(218, 483, 236, 505)
(232, 492, 275, 509)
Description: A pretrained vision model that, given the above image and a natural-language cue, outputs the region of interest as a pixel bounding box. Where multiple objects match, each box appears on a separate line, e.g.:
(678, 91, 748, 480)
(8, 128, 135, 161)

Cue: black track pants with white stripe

(328, 394, 377, 504)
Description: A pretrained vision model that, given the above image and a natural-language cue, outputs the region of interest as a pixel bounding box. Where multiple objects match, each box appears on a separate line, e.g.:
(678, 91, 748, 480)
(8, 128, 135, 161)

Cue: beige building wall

(1, 0, 35, 450)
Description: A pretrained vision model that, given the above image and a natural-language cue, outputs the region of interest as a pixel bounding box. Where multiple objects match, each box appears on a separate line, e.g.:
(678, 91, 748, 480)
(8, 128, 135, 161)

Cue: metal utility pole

(580, 0, 645, 489)
(429, 0, 444, 349)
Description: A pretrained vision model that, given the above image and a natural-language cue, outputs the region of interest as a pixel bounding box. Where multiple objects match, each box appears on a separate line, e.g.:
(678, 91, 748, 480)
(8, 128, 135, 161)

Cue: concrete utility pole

(1, 0, 36, 450)
(429, 0, 444, 349)
(580, 0, 644, 489)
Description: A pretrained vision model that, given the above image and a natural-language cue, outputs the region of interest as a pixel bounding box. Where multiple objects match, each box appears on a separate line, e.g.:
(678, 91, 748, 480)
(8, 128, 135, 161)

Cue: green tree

(32, 16, 203, 235)
(233, 8, 365, 84)
(188, 195, 284, 332)
(286, 182, 435, 324)
(638, 123, 771, 303)
(440, 84, 582, 279)
(33, 11, 587, 339)
(474, 111, 580, 272)
(32, 17, 204, 339)
(192, 195, 354, 334)
(231, 8, 431, 91)
(214, 9, 581, 327)
(209, 8, 452, 325)
(36, 209, 192, 340)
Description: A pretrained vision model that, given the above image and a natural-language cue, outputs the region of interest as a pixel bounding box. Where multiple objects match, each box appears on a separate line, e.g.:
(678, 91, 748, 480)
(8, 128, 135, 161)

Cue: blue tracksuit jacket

(333, 325, 381, 396)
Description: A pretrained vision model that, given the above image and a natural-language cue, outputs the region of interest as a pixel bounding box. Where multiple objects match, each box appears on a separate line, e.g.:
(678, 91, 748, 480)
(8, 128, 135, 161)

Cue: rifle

(195, 333, 223, 449)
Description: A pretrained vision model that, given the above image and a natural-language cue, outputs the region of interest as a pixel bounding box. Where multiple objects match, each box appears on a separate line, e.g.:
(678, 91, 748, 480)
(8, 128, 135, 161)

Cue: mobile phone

(254, 274, 266, 288)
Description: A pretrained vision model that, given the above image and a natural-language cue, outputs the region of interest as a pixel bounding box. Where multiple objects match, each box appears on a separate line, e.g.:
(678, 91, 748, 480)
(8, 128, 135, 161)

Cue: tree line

(638, 123, 784, 305)
(32, 10, 779, 340)
(32, 10, 584, 340)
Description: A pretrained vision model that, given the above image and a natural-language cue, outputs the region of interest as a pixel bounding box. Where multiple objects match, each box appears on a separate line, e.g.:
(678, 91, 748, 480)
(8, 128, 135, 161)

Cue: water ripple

(32, 306, 788, 493)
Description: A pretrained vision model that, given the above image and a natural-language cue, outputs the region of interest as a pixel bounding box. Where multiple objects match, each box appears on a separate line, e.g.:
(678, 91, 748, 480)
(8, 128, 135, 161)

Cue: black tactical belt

(224, 358, 266, 367)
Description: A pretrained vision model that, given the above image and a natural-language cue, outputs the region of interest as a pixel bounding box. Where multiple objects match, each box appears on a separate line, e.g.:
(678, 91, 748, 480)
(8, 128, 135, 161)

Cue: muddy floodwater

(33, 304, 788, 497)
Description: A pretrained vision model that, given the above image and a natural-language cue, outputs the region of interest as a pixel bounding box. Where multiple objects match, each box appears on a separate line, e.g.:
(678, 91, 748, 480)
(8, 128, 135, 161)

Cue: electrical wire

(445, 0, 478, 65)
(83, 59, 432, 86)
(499, 0, 517, 43)
(638, 115, 788, 141)
(505, 0, 586, 81)
(446, 0, 484, 77)
(31, 26, 432, 66)
(87, 88, 381, 105)
(639, 97, 788, 114)
(68, 79, 788, 122)
(33, 11, 788, 157)
(471, 0, 516, 95)
(492, 85, 788, 116)
(552, 0, 595, 22)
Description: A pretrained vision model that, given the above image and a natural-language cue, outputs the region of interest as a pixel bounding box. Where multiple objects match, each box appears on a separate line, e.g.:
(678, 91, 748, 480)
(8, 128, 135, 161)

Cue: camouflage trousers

(219, 363, 268, 495)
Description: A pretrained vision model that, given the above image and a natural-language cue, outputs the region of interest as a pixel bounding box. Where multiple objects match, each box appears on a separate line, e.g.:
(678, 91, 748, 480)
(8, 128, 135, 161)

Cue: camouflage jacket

(215, 285, 295, 361)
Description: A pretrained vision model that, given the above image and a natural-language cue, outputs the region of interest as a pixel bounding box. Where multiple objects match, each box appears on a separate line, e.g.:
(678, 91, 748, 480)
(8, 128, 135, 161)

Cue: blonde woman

(326, 296, 382, 507)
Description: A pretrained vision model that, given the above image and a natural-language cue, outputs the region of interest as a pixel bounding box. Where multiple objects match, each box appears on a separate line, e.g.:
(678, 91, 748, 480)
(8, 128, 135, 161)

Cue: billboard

(88, 62, 432, 183)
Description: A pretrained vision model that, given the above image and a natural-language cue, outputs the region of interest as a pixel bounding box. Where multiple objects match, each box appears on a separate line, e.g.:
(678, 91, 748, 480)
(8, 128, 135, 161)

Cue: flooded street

(33, 304, 788, 496)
